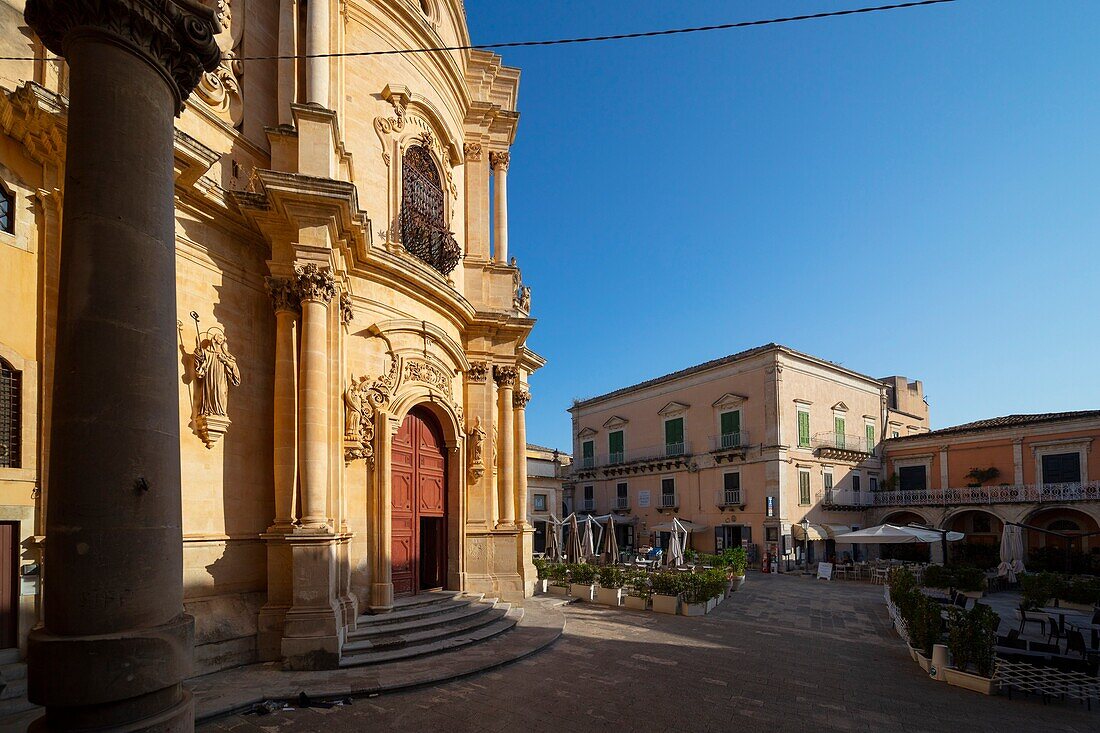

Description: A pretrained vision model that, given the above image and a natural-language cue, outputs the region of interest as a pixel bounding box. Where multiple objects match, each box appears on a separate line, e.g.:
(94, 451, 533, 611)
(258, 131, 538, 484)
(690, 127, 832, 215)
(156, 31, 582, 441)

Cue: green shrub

(951, 543, 1000, 570)
(923, 565, 951, 589)
(533, 557, 549, 580)
(548, 563, 570, 586)
(598, 566, 625, 589)
(1060, 576, 1100, 606)
(569, 563, 599, 585)
(1020, 572, 1064, 610)
(681, 569, 728, 604)
(721, 547, 748, 576)
(650, 572, 687, 597)
(921, 564, 986, 593)
(906, 594, 945, 657)
(947, 603, 1000, 677)
(624, 569, 651, 598)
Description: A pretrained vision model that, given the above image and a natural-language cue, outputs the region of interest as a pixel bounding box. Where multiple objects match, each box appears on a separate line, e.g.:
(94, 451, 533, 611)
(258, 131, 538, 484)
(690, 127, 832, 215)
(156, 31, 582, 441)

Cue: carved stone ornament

(404, 358, 453, 396)
(373, 94, 406, 166)
(25, 0, 222, 116)
(463, 142, 483, 162)
(339, 290, 353, 325)
(489, 150, 510, 172)
(195, 0, 244, 129)
(466, 361, 489, 384)
(264, 276, 299, 313)
(467, 416, 485, 481)
(190, 326, 241, 448)
(493, 365, 518, 388)
(294, 263, 337, 303)
(343, 375, 370, 463)
(513, 390, 531, 410)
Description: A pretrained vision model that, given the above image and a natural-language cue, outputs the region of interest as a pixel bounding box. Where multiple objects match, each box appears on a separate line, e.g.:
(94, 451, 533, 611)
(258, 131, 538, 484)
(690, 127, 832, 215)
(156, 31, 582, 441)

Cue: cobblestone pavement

(200, 574, 1097, 733)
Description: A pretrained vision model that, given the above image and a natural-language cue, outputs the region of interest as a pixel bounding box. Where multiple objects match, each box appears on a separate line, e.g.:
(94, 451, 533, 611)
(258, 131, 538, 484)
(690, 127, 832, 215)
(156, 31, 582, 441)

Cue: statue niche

(187, 323, 241, 448)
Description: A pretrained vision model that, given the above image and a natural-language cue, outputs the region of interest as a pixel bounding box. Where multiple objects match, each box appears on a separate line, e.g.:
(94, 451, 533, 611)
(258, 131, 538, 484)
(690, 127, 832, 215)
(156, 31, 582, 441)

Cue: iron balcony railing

(716, 489, 743, 507)
(579, 498, 596, 512)
(811, 432, 873, 454)
(612, 496, 630, 511)
(659, 493, 678, 509)
(711, 431, 749, 451)
(584, 443, 694, 469)
(819, 489, 874, 507)
(872, 481, 1100, 507)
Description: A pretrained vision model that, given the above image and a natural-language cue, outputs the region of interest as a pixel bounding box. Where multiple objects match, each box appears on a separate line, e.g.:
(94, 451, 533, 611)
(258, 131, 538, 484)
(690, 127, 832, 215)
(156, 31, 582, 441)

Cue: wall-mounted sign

(638, 490, 651, 508)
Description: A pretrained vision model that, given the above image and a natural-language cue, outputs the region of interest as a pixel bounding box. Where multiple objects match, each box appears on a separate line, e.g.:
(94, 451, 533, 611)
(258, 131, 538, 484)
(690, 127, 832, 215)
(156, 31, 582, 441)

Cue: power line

(1, 1, 957, 63)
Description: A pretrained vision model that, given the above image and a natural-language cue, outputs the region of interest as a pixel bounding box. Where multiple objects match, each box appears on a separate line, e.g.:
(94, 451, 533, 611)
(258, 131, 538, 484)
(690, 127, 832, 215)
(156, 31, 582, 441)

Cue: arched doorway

(1023, 507, 1099, 573)
(945, 510, 1003, 569)
(391, 406, 448, 596)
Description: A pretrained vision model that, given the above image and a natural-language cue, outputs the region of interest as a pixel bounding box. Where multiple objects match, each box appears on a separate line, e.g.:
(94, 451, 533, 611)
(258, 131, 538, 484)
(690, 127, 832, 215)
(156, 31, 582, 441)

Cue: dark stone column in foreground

(23, 1, 219, 731)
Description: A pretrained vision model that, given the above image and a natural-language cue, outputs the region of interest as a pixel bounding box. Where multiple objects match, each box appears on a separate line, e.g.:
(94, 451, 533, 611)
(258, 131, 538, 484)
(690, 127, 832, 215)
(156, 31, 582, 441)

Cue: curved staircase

(340, 591, 522, 667)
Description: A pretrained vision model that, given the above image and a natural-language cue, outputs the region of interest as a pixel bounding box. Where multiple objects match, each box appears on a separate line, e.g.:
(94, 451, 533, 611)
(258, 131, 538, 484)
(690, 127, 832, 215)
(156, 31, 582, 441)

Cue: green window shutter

(799, 471, 810, 505)
(866, 424, 875, 452)
(609, 431, 623, 456)
(797, 411, 810, 447)
(582, 441, 594, 461)
(720, 411, 740, 436)
(665, 418, 684, 446)
(834, 416, 845, 448)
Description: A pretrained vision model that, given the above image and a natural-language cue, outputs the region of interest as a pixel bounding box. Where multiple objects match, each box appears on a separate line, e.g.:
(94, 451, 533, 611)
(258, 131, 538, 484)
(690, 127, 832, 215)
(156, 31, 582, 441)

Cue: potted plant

(944, 604, 1000, 694)
(903, 592, 944, 672)
(722, 547, 748, 592)
(569, 563, 598, 601)
(596, 566, 626, 607)
(1057, 576, 1100, 612)
(624, 570, 651, 610)
(533, 557, 549, 594)
(650, 572, 684, 615)
(680, 573, 710, 616)
(547, 563, 570, 596)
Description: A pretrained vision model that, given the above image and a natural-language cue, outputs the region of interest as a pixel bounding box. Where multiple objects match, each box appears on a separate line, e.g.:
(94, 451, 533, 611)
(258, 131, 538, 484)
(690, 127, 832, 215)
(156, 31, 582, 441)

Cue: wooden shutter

(582, 441, 593, 460)
(720, 411, 740, 436)
(797, 411, 809, 447)
(665, 418, 683, 446)
(834, 416, 845, 448)
(799, 471, 810, 505)
(608, 431, 623, 456)
(866, 424, 875, 452)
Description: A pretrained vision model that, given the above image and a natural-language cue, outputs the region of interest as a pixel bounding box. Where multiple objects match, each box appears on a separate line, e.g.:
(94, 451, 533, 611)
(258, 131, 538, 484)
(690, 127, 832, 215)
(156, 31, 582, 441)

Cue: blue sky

(463, 0, 1100, 451)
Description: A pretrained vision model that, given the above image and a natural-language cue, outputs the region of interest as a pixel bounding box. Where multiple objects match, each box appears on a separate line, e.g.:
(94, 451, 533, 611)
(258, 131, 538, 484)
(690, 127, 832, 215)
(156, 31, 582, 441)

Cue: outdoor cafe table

(1067, 620, 1100, 649)
(1040, 606, 1090, 630)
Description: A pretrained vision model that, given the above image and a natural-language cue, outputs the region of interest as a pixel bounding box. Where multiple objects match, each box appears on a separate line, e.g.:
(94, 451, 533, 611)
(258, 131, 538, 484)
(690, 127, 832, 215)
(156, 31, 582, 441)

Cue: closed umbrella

(600, 515, 619, 564)
(998, 524, 1026, 582)
(666, 518, 686, 566)
(545, 513, 562, 562)
(581, 516, 597, 560)
(566, 513, 582, 564)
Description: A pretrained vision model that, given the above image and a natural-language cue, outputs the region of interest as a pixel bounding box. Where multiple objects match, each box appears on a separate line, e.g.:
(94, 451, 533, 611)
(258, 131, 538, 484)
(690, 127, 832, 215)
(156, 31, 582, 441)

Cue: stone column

(939, 446, 950, 491)
(22, 1, 219, 731)
(277, 0, 297, 125)
(489, 151, 509, 263)
(295, 264, 335, 530)
(370, 408, 395, 612)
(513, 388, 531, 528)
(494, 366, 517, 526)
(266, 277, 299, 530)
(1013, 438, 1025, 485)
(305, 0, 330, 106)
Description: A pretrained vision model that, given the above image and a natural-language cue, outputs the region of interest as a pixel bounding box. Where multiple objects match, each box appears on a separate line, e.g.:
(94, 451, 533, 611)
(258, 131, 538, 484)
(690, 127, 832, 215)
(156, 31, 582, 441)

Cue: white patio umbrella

(580, 515, 597, 561)
(599, 515, 619, 564)
(998, 524, 1026, 582)
(665, 517, 687, 566)
(565, 513, 582, 564)
(834, 524, 964, 543)
(545, 513, 563, 562)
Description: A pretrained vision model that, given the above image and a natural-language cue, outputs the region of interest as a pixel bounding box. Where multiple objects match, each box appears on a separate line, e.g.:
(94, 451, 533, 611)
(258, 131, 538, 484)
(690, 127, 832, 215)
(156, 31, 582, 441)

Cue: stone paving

(200, 574, 1097, 733)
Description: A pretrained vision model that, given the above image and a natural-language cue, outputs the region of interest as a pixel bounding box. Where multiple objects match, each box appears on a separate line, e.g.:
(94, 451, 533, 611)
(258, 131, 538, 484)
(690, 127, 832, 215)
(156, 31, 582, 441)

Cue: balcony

(580, 456, 596, 470)
(872, 481, 1100, 507)
(716, 489, 743, 509)
(658, 493, 679, 510)
(612, 496, 630, 511)
(579, 498, 596, 512)
(712, 431, 749, 451)
(582, 443, 695, 474)
(811, 432, 873, 460)
(818, 489, 874, 509)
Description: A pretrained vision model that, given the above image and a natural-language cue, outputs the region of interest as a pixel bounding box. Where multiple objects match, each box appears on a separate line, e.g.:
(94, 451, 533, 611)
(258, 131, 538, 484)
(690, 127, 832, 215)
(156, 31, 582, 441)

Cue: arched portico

(941, 508, 1004, 568)
(1021, 505, 1100, 558)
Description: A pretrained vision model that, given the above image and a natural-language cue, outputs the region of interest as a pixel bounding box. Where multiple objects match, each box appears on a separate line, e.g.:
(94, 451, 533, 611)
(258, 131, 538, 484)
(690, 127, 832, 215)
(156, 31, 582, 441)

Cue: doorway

(391, 407, 448, 596)
(0, 521, 17, 649)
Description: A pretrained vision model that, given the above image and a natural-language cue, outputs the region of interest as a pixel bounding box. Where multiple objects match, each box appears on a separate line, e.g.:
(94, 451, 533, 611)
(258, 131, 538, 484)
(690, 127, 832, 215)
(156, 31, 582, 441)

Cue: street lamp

(800, 517, 811, 576)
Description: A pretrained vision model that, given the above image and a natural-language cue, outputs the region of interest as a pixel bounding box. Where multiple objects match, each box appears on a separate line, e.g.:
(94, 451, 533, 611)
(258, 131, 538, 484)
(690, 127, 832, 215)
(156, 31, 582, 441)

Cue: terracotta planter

(570, 583, 595, 601)
(624, 594, 649, 610)
(548, 584, 569, 596)
(944, 667, 997, 695)
(652, 593, 680, 615)
(681, 600, 708, 616)
(596, 586, 624, 606)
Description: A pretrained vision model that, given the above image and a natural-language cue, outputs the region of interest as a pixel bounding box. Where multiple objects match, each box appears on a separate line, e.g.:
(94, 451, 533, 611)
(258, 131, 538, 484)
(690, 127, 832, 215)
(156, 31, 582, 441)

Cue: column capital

(463, 142, 483, 162)
(265, 276, 300, 314)
(493, 365, 518, 388)
(513, 390, 531, 409)
(25, 0, 221, 115)
(295, 263, 337, 304)
(489, 150, 510, 172)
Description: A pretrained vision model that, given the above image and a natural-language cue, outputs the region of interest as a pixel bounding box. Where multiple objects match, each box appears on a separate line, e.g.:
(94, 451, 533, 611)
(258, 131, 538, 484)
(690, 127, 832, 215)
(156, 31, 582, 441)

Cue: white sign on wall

(638, 490, 651, 508)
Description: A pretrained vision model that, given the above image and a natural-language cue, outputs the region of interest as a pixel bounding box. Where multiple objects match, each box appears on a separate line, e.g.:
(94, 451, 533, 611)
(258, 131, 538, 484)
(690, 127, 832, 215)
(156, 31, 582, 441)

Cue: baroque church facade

(0, 0, 540, 672)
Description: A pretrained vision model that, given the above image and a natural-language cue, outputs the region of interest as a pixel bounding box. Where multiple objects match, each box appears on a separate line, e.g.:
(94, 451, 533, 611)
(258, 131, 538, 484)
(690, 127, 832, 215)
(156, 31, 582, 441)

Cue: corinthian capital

(513, 390, 531, 409)
(25, 0, 222, 115)
(493, 365, 518, 388)
(264, 276, 299, 314)
(295, 263, 337, 304)
(489, 151, 510, 172)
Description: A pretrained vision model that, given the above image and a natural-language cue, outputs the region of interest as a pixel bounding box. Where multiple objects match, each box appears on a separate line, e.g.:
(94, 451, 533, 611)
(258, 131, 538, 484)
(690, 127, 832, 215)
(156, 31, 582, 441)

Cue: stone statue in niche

(189, 324, 241, 448)
(344, 375, 368, 442)
(468, 416, 485, 481)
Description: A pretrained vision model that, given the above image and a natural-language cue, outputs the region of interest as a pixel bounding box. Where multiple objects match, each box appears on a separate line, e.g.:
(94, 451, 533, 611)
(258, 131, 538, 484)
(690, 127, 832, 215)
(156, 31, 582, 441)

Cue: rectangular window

(834, 416, 846, 449)
(869, 476, 878, 492)
(582, 440, 594, 468)
(823, 472, 833, 491)
(608, 430, 624, 464)
(660, 477, 677, 508)
(798, 470, 811, 506)
(664, 417, 684, 456)
(765, 526, 779, 542)
(614, 481, 628, 510)
(584, 485, 593, 500)
(720, 410, 741, 448)
(616, 482, 628, 498)
(898, 466, 927, 492)
(852, 472, 861, 492)
(866, 424, 875, 453)
(1041, 452, 1082, 484)
(723, 472, 741, 505)
(533, 494, 547, 511)
(797, 410, 810, 448)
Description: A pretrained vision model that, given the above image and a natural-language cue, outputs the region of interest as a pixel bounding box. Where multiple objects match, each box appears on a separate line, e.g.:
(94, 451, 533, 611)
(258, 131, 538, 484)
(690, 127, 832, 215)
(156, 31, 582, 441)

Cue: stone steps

(352, 591, 483, 628)
(0, 661, 35, 718)
(340, 594, 522, 667)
